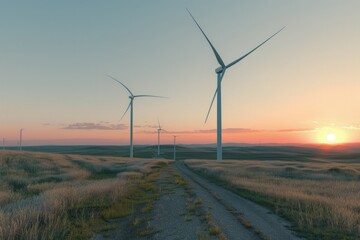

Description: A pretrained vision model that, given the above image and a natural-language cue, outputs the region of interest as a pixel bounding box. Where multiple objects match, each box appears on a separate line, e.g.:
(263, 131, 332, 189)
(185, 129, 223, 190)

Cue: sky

(1, 0, 360, 146)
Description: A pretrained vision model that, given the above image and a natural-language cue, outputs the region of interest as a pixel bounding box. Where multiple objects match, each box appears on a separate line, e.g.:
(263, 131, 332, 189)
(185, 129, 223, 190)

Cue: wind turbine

(109, 75, 165, 159)
(173, 135, 177, 160)
(187, 9, 284, 160)
(19, 129, 23, 151)
(157, 119, 162, 158)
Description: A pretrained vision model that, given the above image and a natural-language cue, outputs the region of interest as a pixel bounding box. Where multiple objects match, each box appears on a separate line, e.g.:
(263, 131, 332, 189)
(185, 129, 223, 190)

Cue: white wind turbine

(19, 129, 23, 151)
(157, 119, 162, 157)
(109, 75, 165, 159)
(187, 9, 284, 160)
(173, 135, 177, 160)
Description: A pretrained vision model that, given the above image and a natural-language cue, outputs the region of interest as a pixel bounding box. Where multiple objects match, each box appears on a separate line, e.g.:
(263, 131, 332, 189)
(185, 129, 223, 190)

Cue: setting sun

(327, 133, 336, 143)
(315, 127, 349, 144)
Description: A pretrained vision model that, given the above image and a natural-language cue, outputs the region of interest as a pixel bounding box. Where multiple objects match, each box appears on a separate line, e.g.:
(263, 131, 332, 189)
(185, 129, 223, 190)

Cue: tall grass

(0, 179, 129, 239)
(186, 159, 360, 239)
(0, 150, 168, 239)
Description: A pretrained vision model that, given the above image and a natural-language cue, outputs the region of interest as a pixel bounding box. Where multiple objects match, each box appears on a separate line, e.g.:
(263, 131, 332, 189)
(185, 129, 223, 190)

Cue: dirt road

(175, 161, 302, 240)
(94, 162, 302, 240)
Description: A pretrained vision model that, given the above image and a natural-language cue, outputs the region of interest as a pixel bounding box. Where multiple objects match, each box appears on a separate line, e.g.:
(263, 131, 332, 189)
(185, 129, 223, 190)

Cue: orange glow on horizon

(2, 123, 358, 146)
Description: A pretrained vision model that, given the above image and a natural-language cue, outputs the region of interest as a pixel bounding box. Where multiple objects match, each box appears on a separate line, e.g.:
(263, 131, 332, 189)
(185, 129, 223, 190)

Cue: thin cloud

(134, 124, 158, 129)
(143, 128, 261, 134)
(276, 128, 315, 133)
(343, 125, 360, 130)
(196, 128, 260, 133)
(62, 122, 127, 130)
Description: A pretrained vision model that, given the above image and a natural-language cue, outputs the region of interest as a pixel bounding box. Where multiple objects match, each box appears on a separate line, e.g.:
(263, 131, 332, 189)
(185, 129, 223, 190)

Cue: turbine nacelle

(215, 66, 224, 74)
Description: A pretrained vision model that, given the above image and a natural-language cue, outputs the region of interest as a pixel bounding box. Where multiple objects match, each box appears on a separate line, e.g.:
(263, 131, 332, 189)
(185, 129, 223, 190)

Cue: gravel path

(150, 171, 207, 240)
(92, 163, 302, 240)
(176, 161, 302, 240)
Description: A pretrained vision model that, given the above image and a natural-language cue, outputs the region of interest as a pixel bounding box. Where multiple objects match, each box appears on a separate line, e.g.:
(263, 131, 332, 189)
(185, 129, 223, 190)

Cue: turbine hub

(215, 67, 224, 74)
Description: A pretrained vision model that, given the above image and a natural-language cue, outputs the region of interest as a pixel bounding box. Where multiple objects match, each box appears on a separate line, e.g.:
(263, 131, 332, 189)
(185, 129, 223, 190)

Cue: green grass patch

(101, 171, 160, 220)
(208, 224, 221, 236)
(102, 198, 136, 219)
(133, 217, 150, 227)
(184, 215, 192, 222)
(137, 227, 159, 237)
(89, 172, 118, 180)
(37, 176, 64, 183)
(141, 201, 154, 213)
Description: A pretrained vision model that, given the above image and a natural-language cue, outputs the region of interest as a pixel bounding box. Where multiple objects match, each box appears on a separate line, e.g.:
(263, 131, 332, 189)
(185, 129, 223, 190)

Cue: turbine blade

(134, 95, 167, 98)
(205, 88, 218, 123)
(226, 27, 285, 69)
(158, 118, 161, 130)
(205, 70, 225, 123)
(120, 102, 131, 121)
(107, 75, 134, 97)
(187, 8, 225, 68)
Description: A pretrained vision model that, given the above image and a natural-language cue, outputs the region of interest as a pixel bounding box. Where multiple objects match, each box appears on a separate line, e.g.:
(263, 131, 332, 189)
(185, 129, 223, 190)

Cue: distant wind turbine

(109, 75, 165, 159)
(173, 135, 177, 160)
(187, 9, 284, 160)
(19, 129, 23, 151)
(157, 119, 162, 158)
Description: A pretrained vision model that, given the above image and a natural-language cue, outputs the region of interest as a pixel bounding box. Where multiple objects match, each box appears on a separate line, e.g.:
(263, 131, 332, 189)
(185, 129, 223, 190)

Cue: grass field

(0, 150, 169, 239)
(9, 144, 360, 161)
(185, 158, 360, 240)
(2, 145, 360, 239)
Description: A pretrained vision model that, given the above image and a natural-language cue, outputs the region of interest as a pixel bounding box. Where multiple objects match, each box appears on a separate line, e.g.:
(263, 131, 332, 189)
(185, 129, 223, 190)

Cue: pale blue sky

(1, 1, 360, 145)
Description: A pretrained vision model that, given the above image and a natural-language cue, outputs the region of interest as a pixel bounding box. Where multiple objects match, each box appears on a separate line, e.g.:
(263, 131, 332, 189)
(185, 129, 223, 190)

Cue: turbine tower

(109, 75, 165, 159)
(157, 120, 162, 158)
(173, 135, 177, 160)
(19, 129, 23, 151)
(187, 9, 284, 160)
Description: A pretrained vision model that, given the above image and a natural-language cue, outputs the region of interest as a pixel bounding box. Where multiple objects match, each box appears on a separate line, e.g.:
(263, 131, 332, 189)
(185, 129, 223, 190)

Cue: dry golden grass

(1, 179, 129, 239)
(0, 150, 170, 240)
(186, 159, 360, 239)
